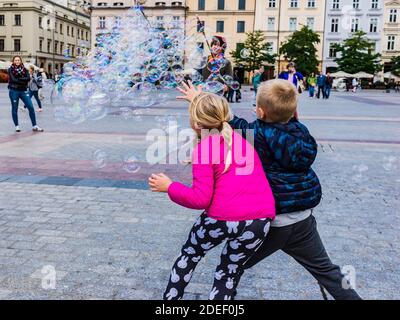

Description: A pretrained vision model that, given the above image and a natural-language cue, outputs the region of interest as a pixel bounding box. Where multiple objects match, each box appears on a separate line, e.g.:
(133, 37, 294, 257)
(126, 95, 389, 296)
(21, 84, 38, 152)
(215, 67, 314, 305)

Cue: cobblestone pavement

(0, 83, 399, 300)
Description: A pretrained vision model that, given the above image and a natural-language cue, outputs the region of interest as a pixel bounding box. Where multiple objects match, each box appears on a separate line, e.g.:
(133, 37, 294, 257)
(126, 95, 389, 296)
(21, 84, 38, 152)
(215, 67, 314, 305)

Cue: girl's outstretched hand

(177, 80, 202, 102)
(149, 173, 173, 193)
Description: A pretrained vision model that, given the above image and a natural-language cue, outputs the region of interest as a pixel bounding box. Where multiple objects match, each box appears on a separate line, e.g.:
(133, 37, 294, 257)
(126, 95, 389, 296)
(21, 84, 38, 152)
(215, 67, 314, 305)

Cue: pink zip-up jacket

(168, 131, 276, 221)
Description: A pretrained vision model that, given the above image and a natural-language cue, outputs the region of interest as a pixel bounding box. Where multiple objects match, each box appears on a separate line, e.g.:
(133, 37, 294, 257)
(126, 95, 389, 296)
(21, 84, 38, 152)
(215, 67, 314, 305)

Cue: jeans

(28, 90, 42, 109)
(325, 86, 332, 99)
(235, 215, 362, 300)
(317, 86, 326, 99)
(9, 89, 37, 127)
(309, 86, 315, 97)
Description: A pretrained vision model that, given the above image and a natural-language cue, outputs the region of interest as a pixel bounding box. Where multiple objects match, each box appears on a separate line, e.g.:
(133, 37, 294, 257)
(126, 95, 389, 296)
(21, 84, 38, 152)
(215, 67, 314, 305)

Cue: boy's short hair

(257, 79, 298, 123)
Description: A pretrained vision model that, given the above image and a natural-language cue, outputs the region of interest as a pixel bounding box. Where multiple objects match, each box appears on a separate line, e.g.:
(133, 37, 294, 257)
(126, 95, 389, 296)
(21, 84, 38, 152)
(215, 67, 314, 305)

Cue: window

(389, 9, 398, 23)
(351, 18, 359, 32)
(99, 17, 106, 29)
(38, 16, 42, 28)
(15, 14, 21, 26)
(0, 39, 4, 51)
(14, 39, 21, 51)
(216, 21, 224, 33)
(237, 21, 245, 33)
(60, 42, 64, 53)
(86, 31, 89, 41)
(54, 41, 58, 54)
(371, 0, 378, 9)
(331, 18, 339, 32)
(290, 0, 298, 8)
(329, 43, 337, 58)
(71, 27, 74, 37)
(198, 0, 205, 10)
(67, 25, 70, 35)
(39, 39, 43, 51)
(332, 0, 340, 9)
(289, 17, 297, 31)
(218, 0, 225, 10)
(268, 17, 275, 31)
(47, 39, 51, 53)
(387, 35, 395, 51)
(307, 17, 315, 30)
(60, 23, 63, 34)
(238, 0, 246, 10)
(308, 0, 315, 8)
(269, 0, 276, 8)
(353, 0, 360, 9)
(0, 15, 4, 26)
(369, 18, 378, 33)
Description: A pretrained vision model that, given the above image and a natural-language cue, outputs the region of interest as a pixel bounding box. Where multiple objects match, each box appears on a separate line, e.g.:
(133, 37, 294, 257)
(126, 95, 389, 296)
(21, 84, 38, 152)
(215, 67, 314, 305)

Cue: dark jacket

(317, 75, 326, 87)
(8, 67, 30, 91)
(326, 76, 333, 88)
(229, 116, 322, 215)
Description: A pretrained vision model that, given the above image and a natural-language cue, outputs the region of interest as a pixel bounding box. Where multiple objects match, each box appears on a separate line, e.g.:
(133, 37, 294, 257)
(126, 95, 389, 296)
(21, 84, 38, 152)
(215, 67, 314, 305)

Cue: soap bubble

(122, 154, 141, 173)
(240, 48, 250, 59)
(92, 150, 108, 169)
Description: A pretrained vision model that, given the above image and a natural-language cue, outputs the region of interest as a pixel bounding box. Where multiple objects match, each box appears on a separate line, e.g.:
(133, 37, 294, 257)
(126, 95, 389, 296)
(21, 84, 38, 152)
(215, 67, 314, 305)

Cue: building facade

(90, 0, 187, 50)
(255, 0, 326, 75)
(0, 0, 91, 77)
(323, 0, 384, 73)
(382, 0, 400, 72)
(186, 0, 256, 61)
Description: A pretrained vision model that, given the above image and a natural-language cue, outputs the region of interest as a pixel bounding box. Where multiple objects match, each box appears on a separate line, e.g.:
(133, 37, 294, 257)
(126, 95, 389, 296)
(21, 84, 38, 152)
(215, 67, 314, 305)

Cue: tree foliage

(391, 56, 400, 76)
(333, 31, 382, 74)
(230, 30, 276, 72)
(279, 26, 320, 75)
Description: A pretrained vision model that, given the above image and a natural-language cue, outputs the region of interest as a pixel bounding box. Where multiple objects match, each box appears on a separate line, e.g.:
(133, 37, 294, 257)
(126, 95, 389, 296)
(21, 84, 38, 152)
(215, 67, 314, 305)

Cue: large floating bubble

(51, 6, 233, 123)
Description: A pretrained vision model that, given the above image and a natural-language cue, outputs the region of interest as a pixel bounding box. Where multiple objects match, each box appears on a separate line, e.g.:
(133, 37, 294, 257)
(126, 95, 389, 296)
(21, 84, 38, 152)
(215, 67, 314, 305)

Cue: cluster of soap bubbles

(50, 6, 239, 124)
(92, 149, 141, 174)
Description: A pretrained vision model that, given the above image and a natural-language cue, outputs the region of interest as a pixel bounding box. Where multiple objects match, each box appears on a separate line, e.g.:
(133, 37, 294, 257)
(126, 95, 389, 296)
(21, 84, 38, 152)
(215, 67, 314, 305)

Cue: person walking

(325, 72, 333, 99)
(7, 56, 44, 132)
(316, 72, 327, 99)
(24, 66, 43, 112)
(252, 67, 263, 106)
(307, 73, 317, 98)
(278, 62, 304, 92)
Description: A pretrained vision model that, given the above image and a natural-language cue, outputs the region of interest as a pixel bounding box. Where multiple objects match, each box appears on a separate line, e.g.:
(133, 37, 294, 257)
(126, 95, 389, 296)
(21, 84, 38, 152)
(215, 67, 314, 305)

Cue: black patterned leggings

(163, 212, 271, 300)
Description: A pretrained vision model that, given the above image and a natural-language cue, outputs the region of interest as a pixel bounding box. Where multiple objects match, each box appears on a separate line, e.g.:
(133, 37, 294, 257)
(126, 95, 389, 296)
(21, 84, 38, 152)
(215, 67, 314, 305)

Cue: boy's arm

(229, 115, 256, 130)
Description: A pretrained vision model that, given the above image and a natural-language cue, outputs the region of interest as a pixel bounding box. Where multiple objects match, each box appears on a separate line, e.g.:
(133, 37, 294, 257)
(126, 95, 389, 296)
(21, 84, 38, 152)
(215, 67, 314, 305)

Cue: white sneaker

(19, 106, 25, 111)
(15, 126, 21, 132)
(32, 126, 44, 132)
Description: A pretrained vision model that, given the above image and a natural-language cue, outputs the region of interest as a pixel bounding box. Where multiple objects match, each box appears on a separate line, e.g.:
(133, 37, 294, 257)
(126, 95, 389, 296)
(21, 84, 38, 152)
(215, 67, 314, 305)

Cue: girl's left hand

(177, 80, 202, 102)
(149, 173, 173, 193)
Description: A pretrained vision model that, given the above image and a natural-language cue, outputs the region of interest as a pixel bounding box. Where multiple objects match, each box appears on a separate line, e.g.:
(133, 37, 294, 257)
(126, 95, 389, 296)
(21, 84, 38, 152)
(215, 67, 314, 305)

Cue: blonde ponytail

(189, 92, 234, 173)
(221, 121, 233, 173)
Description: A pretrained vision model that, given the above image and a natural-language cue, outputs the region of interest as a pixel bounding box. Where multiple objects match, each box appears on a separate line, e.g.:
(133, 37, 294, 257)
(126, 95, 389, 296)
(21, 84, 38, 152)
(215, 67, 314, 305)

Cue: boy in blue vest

(229, 79, 361, 300)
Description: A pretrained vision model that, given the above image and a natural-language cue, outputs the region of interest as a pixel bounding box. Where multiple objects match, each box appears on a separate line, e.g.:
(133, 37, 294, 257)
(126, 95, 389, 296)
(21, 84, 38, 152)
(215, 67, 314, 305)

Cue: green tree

(230, 30, 276, 72)
(279, 26, 320, 75)
(333, 31, 382, 74)
(391, 56, 400, 76)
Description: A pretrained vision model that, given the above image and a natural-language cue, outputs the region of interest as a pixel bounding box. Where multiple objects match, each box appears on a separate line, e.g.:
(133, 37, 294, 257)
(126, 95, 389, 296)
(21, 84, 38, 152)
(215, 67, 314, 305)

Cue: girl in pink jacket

(149, 91, 275, 300)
